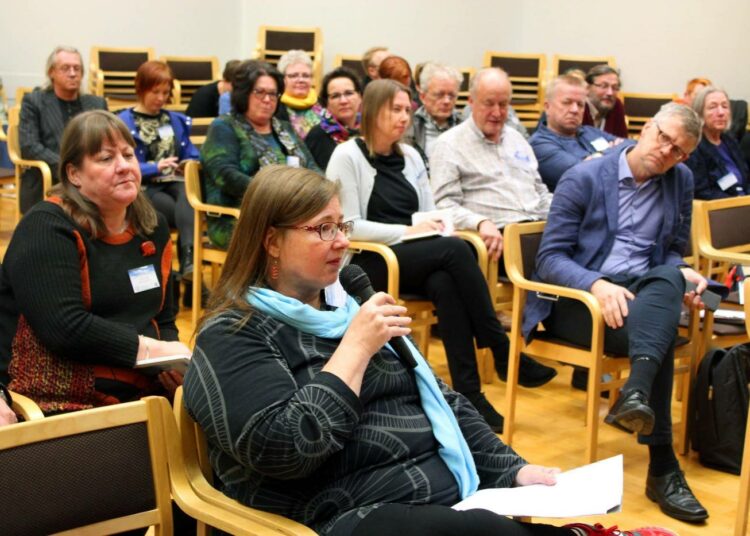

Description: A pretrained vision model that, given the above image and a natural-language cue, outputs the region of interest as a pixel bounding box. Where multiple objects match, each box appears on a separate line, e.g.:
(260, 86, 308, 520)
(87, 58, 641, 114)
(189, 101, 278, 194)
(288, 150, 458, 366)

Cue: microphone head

(339, 264, 373, 298)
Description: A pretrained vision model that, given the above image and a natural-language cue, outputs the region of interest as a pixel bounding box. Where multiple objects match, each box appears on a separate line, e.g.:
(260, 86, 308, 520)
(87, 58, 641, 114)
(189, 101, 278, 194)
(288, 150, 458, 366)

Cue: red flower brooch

(140, 241, 156, 257)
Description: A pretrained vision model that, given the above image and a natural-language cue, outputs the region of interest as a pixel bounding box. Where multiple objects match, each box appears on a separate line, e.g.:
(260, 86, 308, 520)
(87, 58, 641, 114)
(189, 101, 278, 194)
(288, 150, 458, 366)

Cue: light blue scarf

(247, 286, 479, 499)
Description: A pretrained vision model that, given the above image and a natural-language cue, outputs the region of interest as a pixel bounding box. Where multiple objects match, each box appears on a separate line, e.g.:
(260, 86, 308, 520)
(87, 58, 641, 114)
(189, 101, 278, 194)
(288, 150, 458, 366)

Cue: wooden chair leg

(735, 407, 750, 535)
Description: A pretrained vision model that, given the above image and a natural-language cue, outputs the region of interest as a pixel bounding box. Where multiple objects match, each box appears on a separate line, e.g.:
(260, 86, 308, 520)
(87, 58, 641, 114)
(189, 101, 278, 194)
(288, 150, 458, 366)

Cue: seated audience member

(275, 50, 324, 139)
(186, 59, 241, 118)
(526, 103, 708, 523)
(431, 68, 552, 262)
(183, 165, 677, 536)
(686, 86, 749, 199)
(530, 74, 624, 191)
(118, 60, 199, 280)
(0, 111, 189, 412)
(405, 62, 463, 163)
(676, 77, 712, 107)
(361, 46, 389, 88)
(327, 79, 555, 432)
(305, 68, 362, 169)
(583, 65, 628, 138)
(0, 382, 17, 426)
(19, 45, 107, 213)
(378, 55, 421, 110)
(201, 61, 319, 248)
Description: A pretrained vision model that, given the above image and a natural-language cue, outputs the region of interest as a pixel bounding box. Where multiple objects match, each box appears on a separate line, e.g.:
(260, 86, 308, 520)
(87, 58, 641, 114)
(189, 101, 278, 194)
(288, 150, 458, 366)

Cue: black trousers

(543, 265, 685, 445)
(145, 182, 194, 249)
(352, 236, 505, 394)
(352, 503, 570, 536)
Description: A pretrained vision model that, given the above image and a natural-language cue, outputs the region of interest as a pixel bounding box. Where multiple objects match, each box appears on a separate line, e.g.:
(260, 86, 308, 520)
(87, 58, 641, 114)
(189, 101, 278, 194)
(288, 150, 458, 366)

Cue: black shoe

(183, 281, 209, 308)
(496, 353, 557, 388)
(604, 389, 655, 435)
(646, 470, 708, 523)
(571, 368, 611, 399)
(464, 392, 504, 433)
(180, 245, 194, 283)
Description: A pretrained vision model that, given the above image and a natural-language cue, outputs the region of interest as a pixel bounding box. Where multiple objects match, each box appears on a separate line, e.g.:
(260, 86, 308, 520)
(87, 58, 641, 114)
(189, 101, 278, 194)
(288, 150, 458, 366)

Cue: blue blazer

(118, 108, 200, 181)
(685, 134, 749, 200)
(522, 145, 694, 338)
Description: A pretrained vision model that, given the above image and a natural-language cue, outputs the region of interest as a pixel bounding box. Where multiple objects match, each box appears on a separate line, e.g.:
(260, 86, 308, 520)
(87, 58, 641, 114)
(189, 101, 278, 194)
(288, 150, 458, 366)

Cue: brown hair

(360, 79, 410, 156)
(200, 165, 339, 330)
(53, 110, 157, 238)
(377, 55, 412, 87)
(134, 60, 174, 99)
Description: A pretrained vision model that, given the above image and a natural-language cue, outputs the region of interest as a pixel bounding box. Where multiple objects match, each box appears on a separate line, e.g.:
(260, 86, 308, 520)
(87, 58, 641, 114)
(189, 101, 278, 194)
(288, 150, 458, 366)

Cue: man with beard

(583, 64, 628, 138)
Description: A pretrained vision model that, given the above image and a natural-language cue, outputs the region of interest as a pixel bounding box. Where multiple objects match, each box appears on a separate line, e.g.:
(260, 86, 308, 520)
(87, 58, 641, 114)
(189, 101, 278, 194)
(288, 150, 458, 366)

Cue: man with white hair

(430, 67, 557, 400)
(405, 62, 463, 162)
(18, 45, 107, 212)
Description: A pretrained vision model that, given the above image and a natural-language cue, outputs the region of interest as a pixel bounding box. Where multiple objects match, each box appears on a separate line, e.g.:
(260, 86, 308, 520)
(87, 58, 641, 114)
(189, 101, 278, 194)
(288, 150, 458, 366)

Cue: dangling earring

(270, 257, 280, 280)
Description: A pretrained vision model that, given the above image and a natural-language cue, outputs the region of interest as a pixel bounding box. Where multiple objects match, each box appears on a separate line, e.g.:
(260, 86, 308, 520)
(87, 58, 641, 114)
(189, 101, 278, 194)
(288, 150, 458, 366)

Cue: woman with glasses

(305, 67, 363, 169)
(200, 60, 319, 248)
(276, 50, 325, 140)
(686, 86, 749, 199)
(183, 165, 674, 536)
(325, 79, 556, 434)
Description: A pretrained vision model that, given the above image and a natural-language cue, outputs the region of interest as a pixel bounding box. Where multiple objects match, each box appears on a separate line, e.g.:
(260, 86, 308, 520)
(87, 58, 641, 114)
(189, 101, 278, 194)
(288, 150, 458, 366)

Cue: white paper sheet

(452, 455, 623, 518)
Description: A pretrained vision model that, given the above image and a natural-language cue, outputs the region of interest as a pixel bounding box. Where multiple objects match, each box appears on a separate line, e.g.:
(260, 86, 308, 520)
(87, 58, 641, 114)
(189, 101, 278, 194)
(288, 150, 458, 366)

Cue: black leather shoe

(604, 389, 655, 435)
(646, 470, 709, 523)
(571, 368, 611, 399)
(180, 246, 194, 283)
(496, 353, 557, 388)
(465, 392, 504, 433)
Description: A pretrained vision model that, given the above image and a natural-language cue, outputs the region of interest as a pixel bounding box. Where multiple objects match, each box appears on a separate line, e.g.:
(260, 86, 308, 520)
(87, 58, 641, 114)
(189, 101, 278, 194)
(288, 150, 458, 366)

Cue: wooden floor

(0, 196, 743, 535)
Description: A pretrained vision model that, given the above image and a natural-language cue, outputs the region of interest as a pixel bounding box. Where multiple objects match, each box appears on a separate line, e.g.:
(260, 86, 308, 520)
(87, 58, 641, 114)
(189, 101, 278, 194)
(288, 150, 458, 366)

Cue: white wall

(2, 0, 748, 104)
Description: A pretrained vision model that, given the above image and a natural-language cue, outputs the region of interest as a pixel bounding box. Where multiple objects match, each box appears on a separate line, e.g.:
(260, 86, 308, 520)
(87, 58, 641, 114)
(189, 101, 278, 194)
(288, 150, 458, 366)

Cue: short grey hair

(45, 45, 84, 89)
(277, 50, 313, 75)
(653, 102, 704, 143)
(469, 67, 511, 98)
(691, 86, 732, 130)
(419, 63, 462, 91)
(545, 74, 588, 101)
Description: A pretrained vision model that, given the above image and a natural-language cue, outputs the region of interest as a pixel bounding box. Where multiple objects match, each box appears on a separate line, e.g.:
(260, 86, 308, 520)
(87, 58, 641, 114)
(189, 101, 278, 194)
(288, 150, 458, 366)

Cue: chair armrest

(9, 391, 44, 421)
(346, 240, 400, 299)
(696, 243, 750, 266)
(14, 158, 52, 197)
(453, 230, 488, 278)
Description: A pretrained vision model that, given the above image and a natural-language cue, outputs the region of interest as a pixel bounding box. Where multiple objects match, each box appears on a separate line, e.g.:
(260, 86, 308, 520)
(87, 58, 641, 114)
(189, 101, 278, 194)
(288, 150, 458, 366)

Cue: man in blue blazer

(524, 103, 709, 523)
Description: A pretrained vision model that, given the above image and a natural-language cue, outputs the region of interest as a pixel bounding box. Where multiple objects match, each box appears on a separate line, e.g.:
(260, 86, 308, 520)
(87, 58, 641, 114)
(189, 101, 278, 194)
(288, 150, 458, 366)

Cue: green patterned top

(200, 113, 320, 248)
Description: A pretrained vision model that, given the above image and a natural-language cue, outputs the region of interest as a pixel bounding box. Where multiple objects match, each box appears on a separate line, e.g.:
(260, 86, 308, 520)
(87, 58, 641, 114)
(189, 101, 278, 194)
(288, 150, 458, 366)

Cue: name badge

(128, 265, 160, 293)
(157, 124, 174, 140)
(590, 137, 610, 152)
(513, 150, 530, 164)
(286, 155, 300, 168)
(718, 172, 739, 191)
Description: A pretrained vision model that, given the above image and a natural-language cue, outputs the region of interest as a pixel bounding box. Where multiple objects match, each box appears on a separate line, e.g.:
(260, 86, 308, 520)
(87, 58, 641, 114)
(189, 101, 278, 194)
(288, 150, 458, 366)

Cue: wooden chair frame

(161, 55, 219, 107)
(503, 221, 698, 461)
(734, 279, 750, 535)
(8, 390, 44, 421)
(551, 55, 616, 77)
(482, 52, 546, 109)
(622, 92, 678, 139)
(255, 26, 323, 89)
(188, 117, 214, 148)
(89, 46, 154, 108)
(333, 54, 367, 85)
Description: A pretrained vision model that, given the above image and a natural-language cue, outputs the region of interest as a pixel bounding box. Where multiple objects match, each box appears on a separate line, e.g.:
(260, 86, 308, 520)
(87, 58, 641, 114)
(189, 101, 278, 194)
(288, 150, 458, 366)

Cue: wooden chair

(455, 67, 475, 111)
(189, 116, 214, 149)
(0, 107, 17, 219)
(333, 54, 367, 85)
(255, 26, 323, 89)
(8, 390, 44, 421)
(503, 221, 698, 461)
(7, 105, 52, 223)
(622, 92, 678, 139)
(162, 55, 219, 108)
(482, 52, 546, 114)
(171, 388, 317, 536)
(89, 46, 154, 109)
(551, 55, 616, 77)
(184, 160, 238, 327)
(734, 279, 750, 536)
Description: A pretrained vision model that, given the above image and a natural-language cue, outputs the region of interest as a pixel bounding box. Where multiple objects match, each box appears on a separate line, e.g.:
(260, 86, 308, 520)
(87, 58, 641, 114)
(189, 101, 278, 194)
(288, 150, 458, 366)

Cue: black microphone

(339, 264, 418, 368)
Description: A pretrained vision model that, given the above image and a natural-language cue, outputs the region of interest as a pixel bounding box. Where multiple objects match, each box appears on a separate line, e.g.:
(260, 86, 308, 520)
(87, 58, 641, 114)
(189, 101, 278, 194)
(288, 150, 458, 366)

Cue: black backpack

(691, 343, 750, 474)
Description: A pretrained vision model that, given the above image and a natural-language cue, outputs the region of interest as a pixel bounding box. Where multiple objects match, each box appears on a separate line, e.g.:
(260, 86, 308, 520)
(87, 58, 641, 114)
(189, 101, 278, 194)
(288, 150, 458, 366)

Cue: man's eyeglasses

(427, 91, 458, 101)
(279, 221, 353, 241)
(252, 89, 279, 101)
(57, 65, 82, 74)
(286, 72, 312, 80)
(329, 90, 358, 101)
(654, 121, 689, 161)
(591, 82, 620, 92)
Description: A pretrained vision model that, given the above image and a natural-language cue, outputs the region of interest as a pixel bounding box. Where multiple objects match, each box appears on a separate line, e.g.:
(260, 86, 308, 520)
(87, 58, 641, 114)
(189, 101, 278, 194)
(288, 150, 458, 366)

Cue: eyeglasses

(591, 82, 620, 92)
(653, 121, 689, 161)
(329, 90, 358, 101)
(286, 72, 312, 80)
(251, 89, 279, 100)
(279, 221, 353, 241)
(57, 64, 82, 74)
(427, 91, 458, 101)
